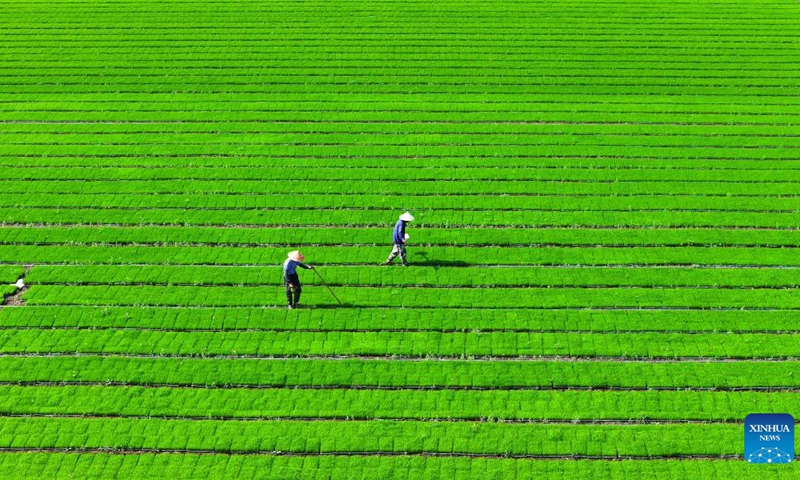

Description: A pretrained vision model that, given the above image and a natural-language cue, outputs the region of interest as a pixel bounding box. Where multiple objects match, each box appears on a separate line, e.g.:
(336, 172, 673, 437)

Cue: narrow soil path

(1, 265, 32, 307)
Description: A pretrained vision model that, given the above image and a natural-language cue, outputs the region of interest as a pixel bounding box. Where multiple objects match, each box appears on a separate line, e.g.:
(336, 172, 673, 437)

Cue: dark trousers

(284, 273, 301, 306)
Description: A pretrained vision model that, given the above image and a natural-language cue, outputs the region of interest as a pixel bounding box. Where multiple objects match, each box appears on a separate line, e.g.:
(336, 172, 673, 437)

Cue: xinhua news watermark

(745, 414, 794, 464)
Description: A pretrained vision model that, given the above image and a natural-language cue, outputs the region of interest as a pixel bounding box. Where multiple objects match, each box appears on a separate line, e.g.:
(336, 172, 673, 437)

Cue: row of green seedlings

(6, 177, 800, 195)
(4, 108, 798, 124)
(3, 226, 800, 247)
(6, 144, 797, 161)
(3, 209, 800, 228)
(4, 75, 797, 95)
(5, 245, 800, 266)
(24, 284, 800, 309)
(24, 265, 800, 288)
(0, 416, 746, 456)
(7, 122, 798, 135)
(2, 306, 797, 333)
(0, 385, 796, 421)
(0, 355, 795, 388)
(5, 156, 800, 172)
(4, 192, 800, 211)
(3, 165, 795, 181)
(0, 453, 774, 480)
(6, 79, 798, 95)
(1, 328, 797, 358)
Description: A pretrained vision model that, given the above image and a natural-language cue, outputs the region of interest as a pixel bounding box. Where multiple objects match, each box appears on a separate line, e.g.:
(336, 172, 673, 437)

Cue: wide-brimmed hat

(399, 212, 415, 222)
(288, 250, 305, 262)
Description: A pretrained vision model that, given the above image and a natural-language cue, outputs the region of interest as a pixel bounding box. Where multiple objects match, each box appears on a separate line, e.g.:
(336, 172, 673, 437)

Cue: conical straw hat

(288, 250, 305, 262)
(399, 212, 415, 222)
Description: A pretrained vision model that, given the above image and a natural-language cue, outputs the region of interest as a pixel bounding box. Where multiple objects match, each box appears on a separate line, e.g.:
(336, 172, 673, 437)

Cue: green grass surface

(1, 0, 799, 477)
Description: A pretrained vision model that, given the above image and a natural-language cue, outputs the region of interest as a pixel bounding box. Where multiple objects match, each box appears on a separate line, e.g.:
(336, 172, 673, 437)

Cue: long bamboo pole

(312, 267, 343, 305)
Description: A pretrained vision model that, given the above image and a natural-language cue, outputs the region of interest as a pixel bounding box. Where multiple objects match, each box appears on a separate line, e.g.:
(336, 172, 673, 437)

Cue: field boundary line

(1, 326, 797, 335)
(4, 206, 800, 214)
(0, 381, 794, 392)
(0, 447, 744, 460)
(0, 413, 748, 425)
(0, 353, 795, 362)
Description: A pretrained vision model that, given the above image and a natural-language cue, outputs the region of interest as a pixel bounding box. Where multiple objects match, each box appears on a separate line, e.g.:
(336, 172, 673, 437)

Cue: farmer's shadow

(307, 303, 356, 309)
(412, 251, 469, 269)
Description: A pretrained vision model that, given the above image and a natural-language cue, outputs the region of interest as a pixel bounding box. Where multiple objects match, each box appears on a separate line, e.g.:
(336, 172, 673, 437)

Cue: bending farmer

(284, 250, 313, 309)
(383, 212, 414, 266)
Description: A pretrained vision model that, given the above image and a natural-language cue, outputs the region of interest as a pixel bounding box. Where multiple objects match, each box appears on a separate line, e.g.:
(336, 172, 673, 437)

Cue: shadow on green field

(412, 251, 470, 268)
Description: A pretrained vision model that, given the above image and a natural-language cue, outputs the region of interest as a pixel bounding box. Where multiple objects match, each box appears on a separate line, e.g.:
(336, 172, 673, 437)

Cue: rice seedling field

(1, 0, 800, 477)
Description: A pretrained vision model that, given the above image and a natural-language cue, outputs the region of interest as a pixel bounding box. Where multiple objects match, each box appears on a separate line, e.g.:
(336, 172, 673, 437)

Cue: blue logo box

(745, 414, 794, 464)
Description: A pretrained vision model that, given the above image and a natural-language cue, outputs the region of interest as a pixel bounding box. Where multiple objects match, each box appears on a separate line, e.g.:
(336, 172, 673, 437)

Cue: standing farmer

(383, 212, 414, 266)
(284, 250, 313, 309)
